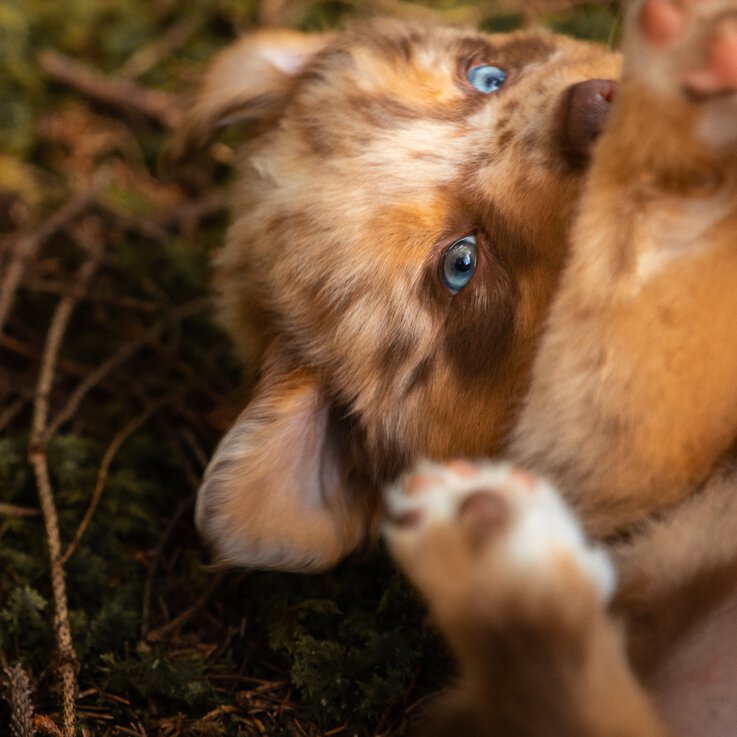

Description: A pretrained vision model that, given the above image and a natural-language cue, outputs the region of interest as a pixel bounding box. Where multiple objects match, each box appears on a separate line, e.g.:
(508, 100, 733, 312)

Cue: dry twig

(59, 390, 185, 566)
(0, 503, 41, 517)
(0, 176, 105, 339)
(47, 299, 207, 439)
(145, 572, 224, 643)
(0, 397, 29, 433)
(28, 232, 105, 737)
(32, 715, 63, 737)
(140, 491, 196, 640)
(119, 17, 200, 80)
(38, 51, 183, 130)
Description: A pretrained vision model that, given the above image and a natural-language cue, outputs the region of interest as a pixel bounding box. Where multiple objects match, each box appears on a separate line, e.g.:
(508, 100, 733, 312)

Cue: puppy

(170, 19, 621, 571)
(386, 0, 737, 735)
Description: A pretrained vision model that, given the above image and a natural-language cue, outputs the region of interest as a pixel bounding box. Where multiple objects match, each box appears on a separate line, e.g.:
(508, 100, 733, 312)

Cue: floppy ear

(195, 345, 371, 571)
(167, 28, 333, 162)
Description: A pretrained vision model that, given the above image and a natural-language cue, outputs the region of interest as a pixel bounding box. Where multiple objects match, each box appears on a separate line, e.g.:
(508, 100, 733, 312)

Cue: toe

(684, 17, 737, 95)
(640, 0, 688, 47)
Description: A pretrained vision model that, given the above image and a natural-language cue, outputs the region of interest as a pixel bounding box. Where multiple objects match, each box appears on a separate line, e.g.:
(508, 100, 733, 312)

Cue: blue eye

(443, 236, 478, 294)
(467, 65, 507, 94)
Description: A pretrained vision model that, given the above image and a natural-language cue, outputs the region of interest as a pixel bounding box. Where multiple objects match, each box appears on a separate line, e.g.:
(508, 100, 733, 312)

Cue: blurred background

(0, 2, 619, 735)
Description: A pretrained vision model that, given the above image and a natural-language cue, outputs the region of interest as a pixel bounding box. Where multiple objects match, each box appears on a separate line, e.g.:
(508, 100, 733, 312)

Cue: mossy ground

(0, 2, 618, 734)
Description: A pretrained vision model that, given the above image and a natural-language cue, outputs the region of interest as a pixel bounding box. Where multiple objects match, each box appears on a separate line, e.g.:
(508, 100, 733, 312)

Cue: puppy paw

(384, 461, 616, 627)
(629, 0, 737, 100)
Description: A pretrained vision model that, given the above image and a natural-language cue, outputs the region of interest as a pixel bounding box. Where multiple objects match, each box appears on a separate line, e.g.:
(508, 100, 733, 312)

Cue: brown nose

(561, 79, 618, 165)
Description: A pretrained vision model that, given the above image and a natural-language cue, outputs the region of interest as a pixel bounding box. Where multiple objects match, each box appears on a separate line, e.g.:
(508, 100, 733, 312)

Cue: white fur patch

(634, 192, 732, 286)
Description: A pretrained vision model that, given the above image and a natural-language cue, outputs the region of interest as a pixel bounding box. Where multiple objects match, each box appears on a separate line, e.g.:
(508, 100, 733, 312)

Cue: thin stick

(38, 51, 183, 130)
(0, 397, 28, 433)
(119, 16, 199, 80)
(145, 572, 224, 643)
(28, 240, 104, 737)
(32, 715, 64, 737)
(0, 176, 105, 339)
(0, 503, 40, 518)
(58, 391, 183, 566)
(47, 299, 207, 438)
(140, 491, 196, 640)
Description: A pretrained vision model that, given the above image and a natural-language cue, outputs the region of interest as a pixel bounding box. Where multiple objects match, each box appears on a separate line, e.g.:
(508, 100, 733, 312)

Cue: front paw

(629, 0, 737, 102)
(384, 461, 616, 628)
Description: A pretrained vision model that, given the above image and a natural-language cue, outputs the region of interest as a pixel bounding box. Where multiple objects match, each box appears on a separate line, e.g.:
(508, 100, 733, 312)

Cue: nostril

(599, 79, 617, 103)
(561, 78, 619, 166)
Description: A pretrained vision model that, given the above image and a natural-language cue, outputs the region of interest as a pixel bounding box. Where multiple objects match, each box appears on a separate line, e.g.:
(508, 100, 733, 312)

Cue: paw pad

(640, 0, 687, 47)
(685, 17, 737, 96)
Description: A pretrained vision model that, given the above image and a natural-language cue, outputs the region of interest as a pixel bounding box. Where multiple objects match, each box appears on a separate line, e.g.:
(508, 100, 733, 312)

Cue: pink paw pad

(685, 18, 737, 95)
(640, 0, 687, 47)
(638, 0, 737, 96)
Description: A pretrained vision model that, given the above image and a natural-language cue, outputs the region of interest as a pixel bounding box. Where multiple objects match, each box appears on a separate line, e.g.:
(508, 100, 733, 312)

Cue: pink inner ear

(260, 33, 331, 74)
(166, 29, 333, 163)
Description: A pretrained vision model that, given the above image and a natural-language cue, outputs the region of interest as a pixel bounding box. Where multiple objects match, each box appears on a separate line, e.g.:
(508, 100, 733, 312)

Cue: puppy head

(176, 21, 621, 571)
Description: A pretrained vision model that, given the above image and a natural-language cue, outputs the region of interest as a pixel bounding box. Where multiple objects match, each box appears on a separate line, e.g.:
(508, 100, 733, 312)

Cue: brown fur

(171, 2, 737, 735)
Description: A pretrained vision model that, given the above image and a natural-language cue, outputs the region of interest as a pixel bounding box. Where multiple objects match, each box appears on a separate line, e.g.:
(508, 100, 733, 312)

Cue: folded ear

(167, 28, 332, 162)
(195, 346, 371, 571)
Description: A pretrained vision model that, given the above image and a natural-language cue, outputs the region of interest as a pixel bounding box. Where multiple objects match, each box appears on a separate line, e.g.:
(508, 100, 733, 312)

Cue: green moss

(99, 650, 218, 707)
(253, 555, 448, 726)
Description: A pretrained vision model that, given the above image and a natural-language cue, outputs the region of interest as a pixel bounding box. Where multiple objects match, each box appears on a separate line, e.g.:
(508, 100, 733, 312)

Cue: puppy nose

(562, 79, 618, 165)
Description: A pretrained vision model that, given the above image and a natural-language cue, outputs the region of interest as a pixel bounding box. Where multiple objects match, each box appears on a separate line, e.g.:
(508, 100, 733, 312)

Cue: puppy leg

(512, 0, 737, 537)
(610, 461, 737, 737)
(385, 462, 665, 737)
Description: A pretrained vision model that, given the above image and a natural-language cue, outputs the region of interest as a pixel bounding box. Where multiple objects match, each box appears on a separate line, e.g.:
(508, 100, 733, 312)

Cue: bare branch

(119, 17, 200, 80)
(145, 572, 224, 643)
(0, 397, 28, 434)
(39, 51, 184, 130)
(59, 390, 185, 566)
(28, 235, 105, 737)
(0, 176, 105, 339)
(31, 716, 63, 737)
(0, 504, 41, 518)
(47, 299, 207, 438)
